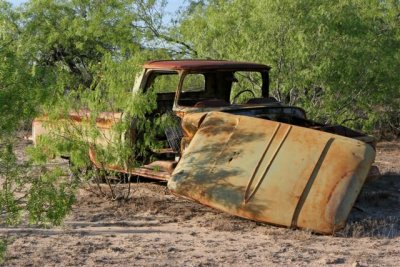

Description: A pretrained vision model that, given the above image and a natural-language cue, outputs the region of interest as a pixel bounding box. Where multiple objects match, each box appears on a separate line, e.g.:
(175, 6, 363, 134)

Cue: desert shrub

(28, 53, 179, 200)
(0, 238, 7, 264)
(0, 0, 170, 227)
(0, 139, 76, 226)
(176, 0, 400, 135)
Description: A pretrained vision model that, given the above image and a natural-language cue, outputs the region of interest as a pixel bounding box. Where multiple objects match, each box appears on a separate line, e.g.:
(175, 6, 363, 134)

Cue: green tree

(0, 1, 41, 135)
(176, 0, 400, 134)
(0, 0, 171, 231)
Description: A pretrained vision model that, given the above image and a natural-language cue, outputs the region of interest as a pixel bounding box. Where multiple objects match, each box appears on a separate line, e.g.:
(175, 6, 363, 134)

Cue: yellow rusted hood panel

(168, 112, 375, 234)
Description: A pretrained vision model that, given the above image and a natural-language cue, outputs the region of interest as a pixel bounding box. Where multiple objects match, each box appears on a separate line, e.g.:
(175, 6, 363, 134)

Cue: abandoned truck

(32, 60, 377, 234)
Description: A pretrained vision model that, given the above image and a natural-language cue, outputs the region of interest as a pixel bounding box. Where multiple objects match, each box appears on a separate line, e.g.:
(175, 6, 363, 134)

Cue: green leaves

(0, 142, 24, 225)
(0, 238, 7, 264)
(27, 168, 76, 226)
(177, 0, 400, 134)
(0, 139, 77, 226)
(0, 0, 169, 229)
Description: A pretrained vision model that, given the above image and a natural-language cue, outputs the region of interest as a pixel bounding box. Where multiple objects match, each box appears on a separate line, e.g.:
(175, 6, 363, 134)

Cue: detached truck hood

(168, 112, 375, 234)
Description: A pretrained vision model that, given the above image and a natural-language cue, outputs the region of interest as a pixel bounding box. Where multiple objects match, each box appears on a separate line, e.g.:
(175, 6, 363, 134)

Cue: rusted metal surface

(88, 148, 170, 181)
(68, 111, 123, 129)
(144, 60, 270, 71)
(32, 119, 48, 146)
(32, 111, 122, 147)
(168, 112, 376, 234)
(144, 161, 177, 174)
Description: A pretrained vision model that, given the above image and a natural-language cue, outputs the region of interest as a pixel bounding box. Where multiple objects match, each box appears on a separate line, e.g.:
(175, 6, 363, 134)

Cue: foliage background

(177, 0, 400, 133)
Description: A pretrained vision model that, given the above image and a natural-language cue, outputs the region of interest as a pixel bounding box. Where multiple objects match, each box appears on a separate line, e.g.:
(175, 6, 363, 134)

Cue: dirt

(1, 140, 400, 266)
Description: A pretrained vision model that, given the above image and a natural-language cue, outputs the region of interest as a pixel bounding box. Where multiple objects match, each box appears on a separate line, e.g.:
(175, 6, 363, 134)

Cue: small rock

(325, 257, 346, 264)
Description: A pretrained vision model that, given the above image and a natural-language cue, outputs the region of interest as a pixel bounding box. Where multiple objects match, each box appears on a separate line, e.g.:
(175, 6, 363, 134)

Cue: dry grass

(338, 217, 400, 238)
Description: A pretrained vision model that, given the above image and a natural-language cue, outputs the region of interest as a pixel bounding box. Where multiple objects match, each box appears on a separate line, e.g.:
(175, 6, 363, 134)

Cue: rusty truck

(33, 60, 378, 234)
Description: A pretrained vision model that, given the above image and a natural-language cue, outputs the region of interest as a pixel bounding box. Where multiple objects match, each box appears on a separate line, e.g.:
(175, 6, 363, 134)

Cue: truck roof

(144, 60, 271, 71)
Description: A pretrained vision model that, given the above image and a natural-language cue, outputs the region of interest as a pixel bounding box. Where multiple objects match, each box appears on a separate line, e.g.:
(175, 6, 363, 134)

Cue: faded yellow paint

(168, 112, 375, 234)
(32, 111, 122, 149)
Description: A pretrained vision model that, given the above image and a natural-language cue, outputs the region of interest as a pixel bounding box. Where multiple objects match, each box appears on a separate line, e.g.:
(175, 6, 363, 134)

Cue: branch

(132, 1, 199, 57)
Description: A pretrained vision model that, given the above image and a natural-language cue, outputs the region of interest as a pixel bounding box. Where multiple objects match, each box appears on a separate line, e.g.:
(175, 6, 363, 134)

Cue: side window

(148, 73, 179, 93)
(147, 72, 179, 113)
(230, 71, 262, 104)
(182, 74, 205, 92)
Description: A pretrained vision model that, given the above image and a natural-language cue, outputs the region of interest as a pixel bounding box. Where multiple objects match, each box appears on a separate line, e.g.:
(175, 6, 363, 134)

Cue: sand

(1, 140, 399, 266)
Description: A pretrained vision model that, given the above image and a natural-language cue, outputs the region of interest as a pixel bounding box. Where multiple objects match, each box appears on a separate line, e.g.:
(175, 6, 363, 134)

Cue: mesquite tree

(0, 0, 170, 226)
(176, 0, 400, 134)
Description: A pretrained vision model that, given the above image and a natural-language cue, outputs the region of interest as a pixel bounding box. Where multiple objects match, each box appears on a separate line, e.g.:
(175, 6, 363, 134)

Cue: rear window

(230, 71, 262, 104)
(182, 73, 205, 92)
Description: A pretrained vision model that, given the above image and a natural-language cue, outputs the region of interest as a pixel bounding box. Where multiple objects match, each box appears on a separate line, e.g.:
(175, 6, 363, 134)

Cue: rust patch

(144, 60, 270, 71)
(88, 148, 170, 181)
(169, 112, 375, 234)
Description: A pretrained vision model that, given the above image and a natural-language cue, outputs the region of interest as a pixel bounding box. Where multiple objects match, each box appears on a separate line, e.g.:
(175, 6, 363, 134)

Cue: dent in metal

(168, 112, 375, 234)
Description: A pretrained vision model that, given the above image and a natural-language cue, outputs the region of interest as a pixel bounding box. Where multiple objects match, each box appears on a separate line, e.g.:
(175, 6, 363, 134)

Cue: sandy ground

(1, 139, 400, 266)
